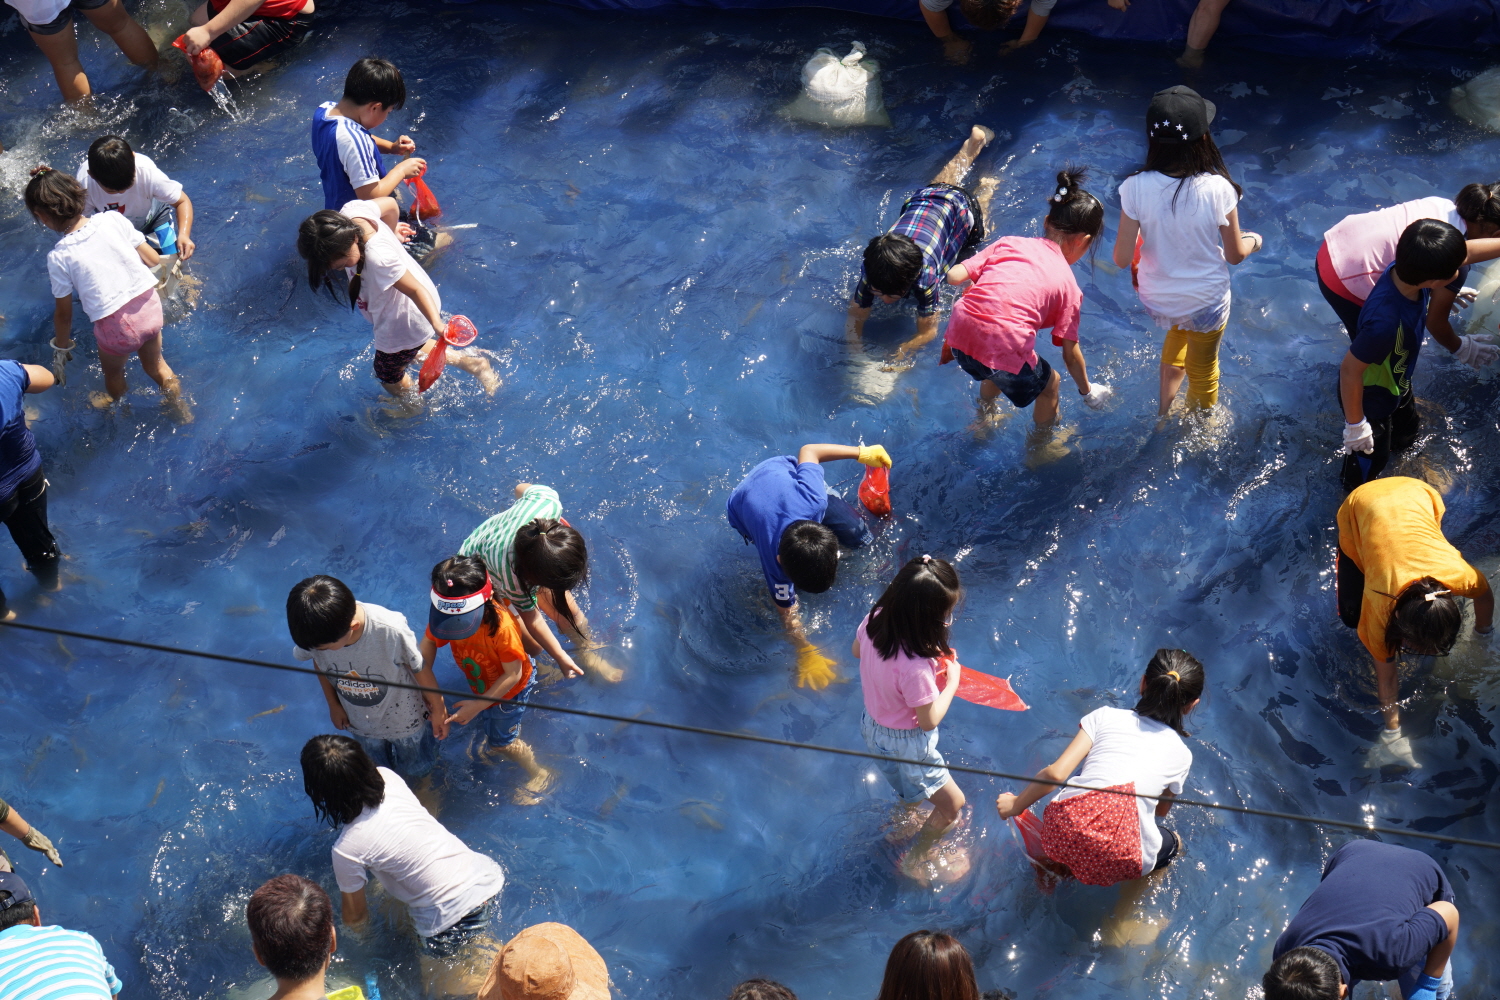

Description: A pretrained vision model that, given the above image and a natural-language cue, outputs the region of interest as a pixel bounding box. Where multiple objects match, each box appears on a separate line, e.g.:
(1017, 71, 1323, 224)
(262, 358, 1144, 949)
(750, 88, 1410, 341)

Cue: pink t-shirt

(1323, 196, 1462, 303)
(855, 613, 941, 730)
(943, 236, 1082, 374)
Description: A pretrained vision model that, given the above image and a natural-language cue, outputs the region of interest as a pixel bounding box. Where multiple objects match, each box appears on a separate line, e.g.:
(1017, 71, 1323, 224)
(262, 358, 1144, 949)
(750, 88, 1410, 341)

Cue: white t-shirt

(76, 153, 184, 230)
(340, 199, 440, 353)
(5, 0, 70, 27)
(1052, 706, 1193, 877)
(1118, 170, 1240, 330)
(332, 768, 505, 938)
(46, 211, 157, 323)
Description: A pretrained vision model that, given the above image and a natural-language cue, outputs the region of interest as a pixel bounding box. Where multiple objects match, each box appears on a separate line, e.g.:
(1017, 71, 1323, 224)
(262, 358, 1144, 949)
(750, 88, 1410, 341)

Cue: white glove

(1366, 727, 1420, 769)
(48, 338, 73, 387)
(1342, 419, 1374, 455)
(1453, 334, 1499, 369)
(1082, 383, 1113, 410)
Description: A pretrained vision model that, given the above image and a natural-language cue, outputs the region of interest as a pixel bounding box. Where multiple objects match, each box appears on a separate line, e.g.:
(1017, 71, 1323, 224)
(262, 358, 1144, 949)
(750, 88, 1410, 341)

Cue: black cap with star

(1146, 85, 1217, 144)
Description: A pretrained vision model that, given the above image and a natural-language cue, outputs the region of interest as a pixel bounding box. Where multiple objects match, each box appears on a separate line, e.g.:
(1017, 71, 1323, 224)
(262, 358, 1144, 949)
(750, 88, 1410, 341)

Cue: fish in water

(248, 704, 286, 722)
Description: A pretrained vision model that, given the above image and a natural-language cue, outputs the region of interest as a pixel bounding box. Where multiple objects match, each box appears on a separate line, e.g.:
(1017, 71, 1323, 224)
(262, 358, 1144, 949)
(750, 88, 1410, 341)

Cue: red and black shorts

(208, 10, 312, 71)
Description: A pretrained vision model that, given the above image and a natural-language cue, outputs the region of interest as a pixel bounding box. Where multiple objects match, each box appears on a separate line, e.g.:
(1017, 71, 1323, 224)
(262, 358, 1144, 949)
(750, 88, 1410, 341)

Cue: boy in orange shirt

(422, 554, 553, 804)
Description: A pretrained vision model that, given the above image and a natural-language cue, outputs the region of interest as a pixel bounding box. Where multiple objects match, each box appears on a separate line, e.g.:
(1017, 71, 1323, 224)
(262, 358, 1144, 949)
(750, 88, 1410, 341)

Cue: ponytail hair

(24, 165, 85, 227)
(1132, 134, 1242, 209)
(1045, 165, 1104, 243)
(1134, 648, 1204, 736)
(1454, 181, 1500, 232)
(296, 210, 366, 308)
(866, 555, 962, 661)
(1382, 577, 1462, 660)
(513, 518, 588, 632)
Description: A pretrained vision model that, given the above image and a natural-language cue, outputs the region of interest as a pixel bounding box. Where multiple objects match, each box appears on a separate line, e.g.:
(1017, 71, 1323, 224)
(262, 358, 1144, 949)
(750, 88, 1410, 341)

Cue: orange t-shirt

(1336, 476, 1490, 662)
(425, 599, 532, 709)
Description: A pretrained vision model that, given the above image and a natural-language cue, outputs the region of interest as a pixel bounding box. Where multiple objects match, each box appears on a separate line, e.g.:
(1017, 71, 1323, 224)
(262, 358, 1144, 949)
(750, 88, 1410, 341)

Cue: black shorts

(1150, 826, 1181, 873)
(208, 10, 311, 70)
(1337, 547, 1363, 629)
(373, 345, 422, 385)
(23, 0, 109, 35)
(952, 347, 1054, 407)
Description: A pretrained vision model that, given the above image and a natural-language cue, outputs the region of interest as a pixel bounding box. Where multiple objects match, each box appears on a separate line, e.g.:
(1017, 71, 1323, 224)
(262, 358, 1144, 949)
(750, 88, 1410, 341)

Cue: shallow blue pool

(2, 4, 1500, 999)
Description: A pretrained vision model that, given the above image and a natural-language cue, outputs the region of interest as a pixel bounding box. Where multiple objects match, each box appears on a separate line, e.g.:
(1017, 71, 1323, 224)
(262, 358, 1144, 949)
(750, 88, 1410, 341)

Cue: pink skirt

(93, 287, 163, 357)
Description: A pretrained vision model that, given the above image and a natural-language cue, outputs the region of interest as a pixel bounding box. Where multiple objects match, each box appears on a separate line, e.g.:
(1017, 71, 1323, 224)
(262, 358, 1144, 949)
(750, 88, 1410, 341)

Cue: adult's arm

(995, 727, 1093, 817)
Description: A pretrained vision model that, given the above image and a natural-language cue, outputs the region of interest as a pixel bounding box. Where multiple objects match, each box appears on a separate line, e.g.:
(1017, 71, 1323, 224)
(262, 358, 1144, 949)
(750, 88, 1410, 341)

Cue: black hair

(1131, 135, 1242, 209)
(297, 210, 367, 309)
(0, 898, 36, 933)
(727, 981, 799, 1000)
(300, 734, 385, 827)
(959, 0, 1023, 30)
(1263, 947, 1343, 1000)
(431, 553, 501, 637)
(24, 166, 84, 226)
(1382, 576, 1463, 658)
(513, 518, 588, 632)
(286, 575, 358, 650)
(777, 519, 839, 594)
(247, 874, 334, 982)
(1134, 648, 1205, 737)
(1455, 181, 1500, 234)
(867, 556, 962, 660)
(1393, 219, 1466, 286)
(86, 135, 136, 191)
(343, 57, 405, 109)
(863, 233, 924, 298)
(1045, 166, 1104, 265)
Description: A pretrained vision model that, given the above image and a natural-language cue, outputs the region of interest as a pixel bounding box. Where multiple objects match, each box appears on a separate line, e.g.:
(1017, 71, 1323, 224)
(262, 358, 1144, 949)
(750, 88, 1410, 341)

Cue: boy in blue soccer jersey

(311, 58, 426, 210)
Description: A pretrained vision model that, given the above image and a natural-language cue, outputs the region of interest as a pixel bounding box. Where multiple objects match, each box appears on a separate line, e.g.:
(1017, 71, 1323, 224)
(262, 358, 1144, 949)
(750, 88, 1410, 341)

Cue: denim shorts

(482, 679, 532, 749)
(354, 727, 438, 781)
(421, 893, 500, 958)
(22, 0, 110, 35)
(951, 348, 1054, 408)
(860, 712, 950, 802)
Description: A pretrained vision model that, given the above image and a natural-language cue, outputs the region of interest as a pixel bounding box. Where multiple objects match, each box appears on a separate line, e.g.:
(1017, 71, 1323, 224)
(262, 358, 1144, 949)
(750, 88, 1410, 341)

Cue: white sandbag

(1465, 258, 1500, 338)
(1450, 67, 1500, 133)
(783, 42, 890, 128)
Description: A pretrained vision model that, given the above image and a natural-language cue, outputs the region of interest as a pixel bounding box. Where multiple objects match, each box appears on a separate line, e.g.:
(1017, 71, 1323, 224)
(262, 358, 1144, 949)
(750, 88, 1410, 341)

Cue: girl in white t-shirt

(1111, 86, 1261, 415)
(297, 197, 498, 403)
(25, 166, 190, 420)
(996, 648, 1202, 888)
(853, 554, 967, 883)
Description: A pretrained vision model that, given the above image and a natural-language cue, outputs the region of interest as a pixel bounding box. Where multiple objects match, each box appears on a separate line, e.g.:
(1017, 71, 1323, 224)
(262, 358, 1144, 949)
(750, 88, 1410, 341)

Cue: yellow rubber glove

(327, 988, 367, 1000)
(795, 643, 840, 689)
(857, 444, 892, 468)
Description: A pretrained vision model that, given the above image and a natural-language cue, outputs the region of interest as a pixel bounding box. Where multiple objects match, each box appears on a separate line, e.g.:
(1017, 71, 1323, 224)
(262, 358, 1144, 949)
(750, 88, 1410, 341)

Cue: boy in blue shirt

(1264, 840, 1458, 1000)
(1339, 220, 1466, 492)
(0, 361, 60, 621)
(726, 442, 888, 688)
(311, 58, 429, 205)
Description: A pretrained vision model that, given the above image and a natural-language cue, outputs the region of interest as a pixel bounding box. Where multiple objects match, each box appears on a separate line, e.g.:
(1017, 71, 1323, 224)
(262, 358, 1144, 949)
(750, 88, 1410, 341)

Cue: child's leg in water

(486, 738, 554, 804)
(537, 588, 624, 683)
(445, 347, 500, 396)
(96, 350, 130, 405)
(931, 125, 994, 187)
(902, 778, 966, 878)
(137, 334, 193, 422)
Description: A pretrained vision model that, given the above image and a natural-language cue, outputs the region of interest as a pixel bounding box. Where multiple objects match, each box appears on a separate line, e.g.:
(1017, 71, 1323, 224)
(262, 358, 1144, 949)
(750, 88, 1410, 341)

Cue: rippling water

(1, 5, 1498, 999)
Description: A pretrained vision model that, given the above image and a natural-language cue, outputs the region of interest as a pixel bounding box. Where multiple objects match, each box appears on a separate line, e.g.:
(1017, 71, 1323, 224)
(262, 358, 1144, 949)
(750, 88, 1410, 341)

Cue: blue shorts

(951, 347, 1054, 408)
(860, 712, 950, 802)
(421, 893, 500, 958)
(354, 727, 438, 781)
(481, 679, 532, 749)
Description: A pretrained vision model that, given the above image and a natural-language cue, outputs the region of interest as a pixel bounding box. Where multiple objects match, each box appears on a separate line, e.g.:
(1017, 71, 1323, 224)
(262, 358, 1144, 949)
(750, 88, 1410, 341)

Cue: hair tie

(921, 554, 932, 564)
(445, 579, 454, 587)
(1424, 589, 1451, 602)
(30, 165, 52, 177)
(1166, 670, 1180, 682)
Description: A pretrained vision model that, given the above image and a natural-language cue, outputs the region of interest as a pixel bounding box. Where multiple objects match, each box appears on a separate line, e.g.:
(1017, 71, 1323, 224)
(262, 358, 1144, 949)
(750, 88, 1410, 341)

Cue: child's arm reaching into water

(1218, 207, 1260, 265)
(995, 727, 1094, 818)
(391, 268, 446, 339)
(1111, 212, 1140, 269)
(52, 297, 73, 351)
(135, 239, 161, 270)
(518, 608, 585, 679)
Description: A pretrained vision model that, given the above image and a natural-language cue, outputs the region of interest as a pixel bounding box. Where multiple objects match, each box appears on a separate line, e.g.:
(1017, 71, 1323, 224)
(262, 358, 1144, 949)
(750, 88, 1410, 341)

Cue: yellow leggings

(1160, 323, 1227, 409)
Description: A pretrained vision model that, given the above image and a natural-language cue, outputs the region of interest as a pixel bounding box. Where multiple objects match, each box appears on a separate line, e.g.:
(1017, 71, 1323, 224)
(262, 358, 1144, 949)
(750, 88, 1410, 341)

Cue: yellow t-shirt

(1336, 476, 1490, 661)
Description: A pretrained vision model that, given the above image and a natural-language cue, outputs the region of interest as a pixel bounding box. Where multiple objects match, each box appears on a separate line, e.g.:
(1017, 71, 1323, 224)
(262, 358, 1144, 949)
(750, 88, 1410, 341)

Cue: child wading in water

(854, 555, 969, 883)
(297, 197, 496, 406)
(26, 167, 191, 420)
(1111, 87, 1261, 415)
(997, 648, 1201, 940)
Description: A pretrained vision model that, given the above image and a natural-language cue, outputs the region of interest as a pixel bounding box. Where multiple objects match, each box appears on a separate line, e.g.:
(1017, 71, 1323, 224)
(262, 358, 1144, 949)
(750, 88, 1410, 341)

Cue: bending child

(855, 556, 969, 882)
(26, 166, 190, 419)
(5, 0, 156, 104)
(1111, 87, 1261, 415)
(726, 443, 889, 688)
(181, 0, 313, 78)
(848, 125, 997, 368)
(297, 198, 497, 404)
(943, 167, 1112, 434)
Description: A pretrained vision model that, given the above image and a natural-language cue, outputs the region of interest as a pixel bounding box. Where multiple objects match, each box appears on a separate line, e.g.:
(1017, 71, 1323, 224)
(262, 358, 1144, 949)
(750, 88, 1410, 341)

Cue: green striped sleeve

(458, 485, 563, 611)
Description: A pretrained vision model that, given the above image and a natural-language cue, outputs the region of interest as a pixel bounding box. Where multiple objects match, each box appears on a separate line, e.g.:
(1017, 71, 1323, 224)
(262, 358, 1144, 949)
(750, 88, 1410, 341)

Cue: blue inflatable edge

(531, 0, 1500, 58)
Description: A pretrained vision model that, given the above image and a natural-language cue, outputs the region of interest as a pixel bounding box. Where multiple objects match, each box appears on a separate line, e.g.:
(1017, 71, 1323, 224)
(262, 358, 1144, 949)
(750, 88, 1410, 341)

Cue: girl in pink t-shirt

(943, 168, 1112, 428)
(853, 554, 965, 880)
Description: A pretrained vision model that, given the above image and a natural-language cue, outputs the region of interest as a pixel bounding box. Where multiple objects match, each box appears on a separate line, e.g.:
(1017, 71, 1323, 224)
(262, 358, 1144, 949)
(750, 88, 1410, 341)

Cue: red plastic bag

(171, 35, 224, 92)
(417, 315, 478, 392)
(405, 172, 442, 221)
(858, 465, 891, 516)
(939, 340, 954, 365)
(937, 654, 1028, 711)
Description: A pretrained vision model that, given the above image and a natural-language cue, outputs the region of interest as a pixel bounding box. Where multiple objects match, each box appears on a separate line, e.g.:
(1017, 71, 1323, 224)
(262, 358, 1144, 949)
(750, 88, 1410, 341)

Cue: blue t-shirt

(725, 457, 828, 608)
(0, 361, 40, 501)
(311, 102, 385, 211)
(1273, 840, 1454, 988)
(1351, 266, 1428, 422)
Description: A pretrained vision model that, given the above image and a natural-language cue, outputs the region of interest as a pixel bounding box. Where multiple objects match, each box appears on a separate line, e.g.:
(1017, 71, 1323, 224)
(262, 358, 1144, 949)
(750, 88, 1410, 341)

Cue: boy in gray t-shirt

(288, 575, 448, 782)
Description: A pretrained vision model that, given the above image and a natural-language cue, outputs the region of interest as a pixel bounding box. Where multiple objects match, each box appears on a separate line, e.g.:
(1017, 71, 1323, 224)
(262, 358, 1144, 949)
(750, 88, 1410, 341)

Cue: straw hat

(478, 923, 609, 1000)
